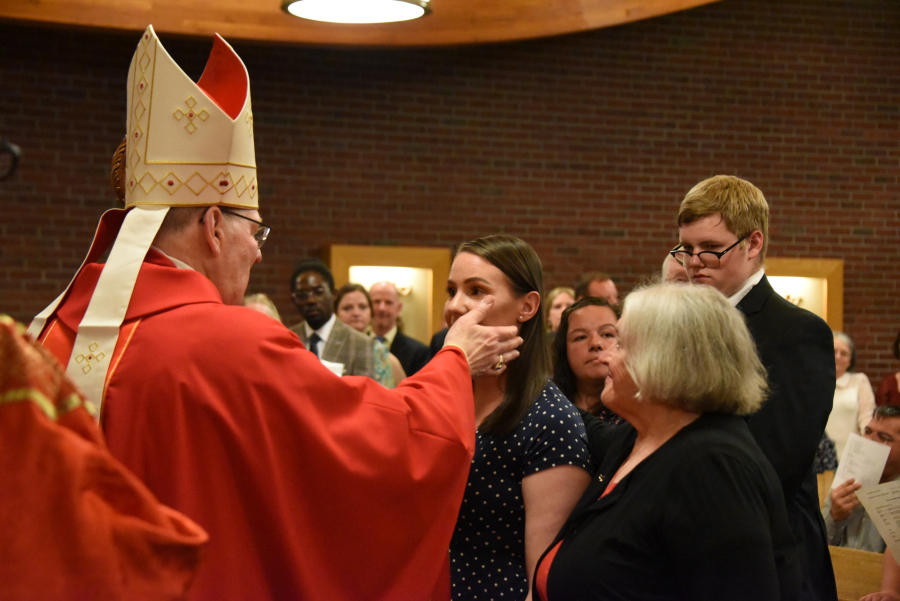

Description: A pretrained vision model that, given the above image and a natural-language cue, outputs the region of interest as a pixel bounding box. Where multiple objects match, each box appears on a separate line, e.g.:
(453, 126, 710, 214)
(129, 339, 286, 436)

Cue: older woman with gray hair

(533, 282, 800, 601)
(828, 331, 876, 459)
(814, 331, 877, 500)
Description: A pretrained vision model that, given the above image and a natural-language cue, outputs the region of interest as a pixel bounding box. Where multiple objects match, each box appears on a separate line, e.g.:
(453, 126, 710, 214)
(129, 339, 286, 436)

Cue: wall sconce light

(282, 0, 431, 24)
(348, 266, 418, 297)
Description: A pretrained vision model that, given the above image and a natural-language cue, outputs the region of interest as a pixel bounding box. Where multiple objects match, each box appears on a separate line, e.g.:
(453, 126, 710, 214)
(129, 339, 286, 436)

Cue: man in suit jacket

(370, 281, 430, 376)
(676, 175, 838, 601)
(290, 259, 376, 379)
(429, 328, 449, 360)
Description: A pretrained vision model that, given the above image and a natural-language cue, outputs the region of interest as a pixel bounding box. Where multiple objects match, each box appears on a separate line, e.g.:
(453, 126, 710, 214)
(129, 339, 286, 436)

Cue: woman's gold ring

(492, 355, 504, 371)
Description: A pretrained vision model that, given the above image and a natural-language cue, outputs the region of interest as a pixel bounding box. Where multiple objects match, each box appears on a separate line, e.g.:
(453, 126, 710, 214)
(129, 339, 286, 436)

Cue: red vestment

(37, 211, 475, 601)
(0, 316, 207, 600)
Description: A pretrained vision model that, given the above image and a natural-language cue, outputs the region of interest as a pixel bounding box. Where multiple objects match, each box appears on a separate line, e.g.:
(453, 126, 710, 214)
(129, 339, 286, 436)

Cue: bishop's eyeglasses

(220, 208, 272, 249)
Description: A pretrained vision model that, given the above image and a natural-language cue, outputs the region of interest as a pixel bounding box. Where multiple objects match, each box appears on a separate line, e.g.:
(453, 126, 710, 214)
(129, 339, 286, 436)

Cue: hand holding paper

(830, 478, 863, 523)
(833, 432, 890, 490)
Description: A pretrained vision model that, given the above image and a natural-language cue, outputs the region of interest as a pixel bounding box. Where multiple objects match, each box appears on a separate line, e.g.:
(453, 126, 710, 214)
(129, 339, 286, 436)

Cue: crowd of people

(5, 24, 900, 601)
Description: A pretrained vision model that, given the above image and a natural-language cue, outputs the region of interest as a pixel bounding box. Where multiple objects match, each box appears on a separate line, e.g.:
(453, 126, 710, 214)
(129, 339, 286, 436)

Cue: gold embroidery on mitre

(184, 173, 209, 195)
(126, 170, 256, 202)
(74, 342, 106, 374)
(212, 172, 234, 193)
(160, 172, 184, 195)
(139, 172, 158, 194)
(123, 26, 258, 209)
(137, 76, 150, 96)
(131, 35, 152, 178)
(124, 171, 257, 198)
(174, 96, 210, 134)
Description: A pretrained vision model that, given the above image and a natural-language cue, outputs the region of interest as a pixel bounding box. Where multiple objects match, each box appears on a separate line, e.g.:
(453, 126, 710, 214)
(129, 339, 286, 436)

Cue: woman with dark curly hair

(551, 297, 623, 424)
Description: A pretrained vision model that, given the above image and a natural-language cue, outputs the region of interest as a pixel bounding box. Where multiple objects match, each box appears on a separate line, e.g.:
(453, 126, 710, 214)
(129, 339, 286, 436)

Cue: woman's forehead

(570, 305, 617, 325)
(450, 252, 503, 280)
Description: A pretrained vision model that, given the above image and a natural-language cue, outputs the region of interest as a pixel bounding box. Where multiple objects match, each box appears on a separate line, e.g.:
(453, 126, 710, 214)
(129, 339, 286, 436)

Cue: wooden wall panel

(0, 0, 718, 47)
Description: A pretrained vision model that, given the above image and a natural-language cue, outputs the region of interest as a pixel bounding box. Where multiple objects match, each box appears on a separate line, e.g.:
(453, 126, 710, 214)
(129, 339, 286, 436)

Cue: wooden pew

(830, 545, 884, 601)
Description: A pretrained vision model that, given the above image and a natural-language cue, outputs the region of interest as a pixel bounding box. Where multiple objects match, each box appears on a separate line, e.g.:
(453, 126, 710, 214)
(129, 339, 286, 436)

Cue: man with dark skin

(290, 259, 377, 378)
(293, 271, 333, 332)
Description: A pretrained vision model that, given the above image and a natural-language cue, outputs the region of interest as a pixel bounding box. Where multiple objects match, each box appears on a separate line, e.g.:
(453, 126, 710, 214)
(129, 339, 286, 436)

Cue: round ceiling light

(282, 0, 431, 24)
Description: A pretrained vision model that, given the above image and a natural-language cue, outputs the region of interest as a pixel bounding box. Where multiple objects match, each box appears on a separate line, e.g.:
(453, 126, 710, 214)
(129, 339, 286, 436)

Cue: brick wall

(1, 0, 898, 381)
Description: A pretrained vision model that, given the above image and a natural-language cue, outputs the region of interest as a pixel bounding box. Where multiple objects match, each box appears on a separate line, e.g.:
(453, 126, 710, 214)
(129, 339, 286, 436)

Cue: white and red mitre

(29, 26, 259, 416)
(125, 25, 257, 208)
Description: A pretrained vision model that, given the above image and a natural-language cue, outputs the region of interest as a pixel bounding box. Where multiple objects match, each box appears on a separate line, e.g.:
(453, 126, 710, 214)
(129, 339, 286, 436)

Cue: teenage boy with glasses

(677, 175, 838, 601)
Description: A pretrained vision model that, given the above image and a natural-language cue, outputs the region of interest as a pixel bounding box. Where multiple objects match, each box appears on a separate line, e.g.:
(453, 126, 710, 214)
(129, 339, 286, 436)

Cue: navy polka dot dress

(449, 381, 593, 600)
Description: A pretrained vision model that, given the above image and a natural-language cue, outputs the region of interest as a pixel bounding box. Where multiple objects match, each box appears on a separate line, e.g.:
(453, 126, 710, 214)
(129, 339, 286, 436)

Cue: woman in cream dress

(826, 331, 876, 460)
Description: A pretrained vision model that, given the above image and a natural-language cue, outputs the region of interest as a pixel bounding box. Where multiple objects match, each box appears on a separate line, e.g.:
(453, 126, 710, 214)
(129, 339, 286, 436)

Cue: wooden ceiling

(1, 0, 718, 47)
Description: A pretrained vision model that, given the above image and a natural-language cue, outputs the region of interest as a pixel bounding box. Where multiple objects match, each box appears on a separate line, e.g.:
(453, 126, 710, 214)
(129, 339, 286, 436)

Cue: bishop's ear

(201, 206, 226, 257)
